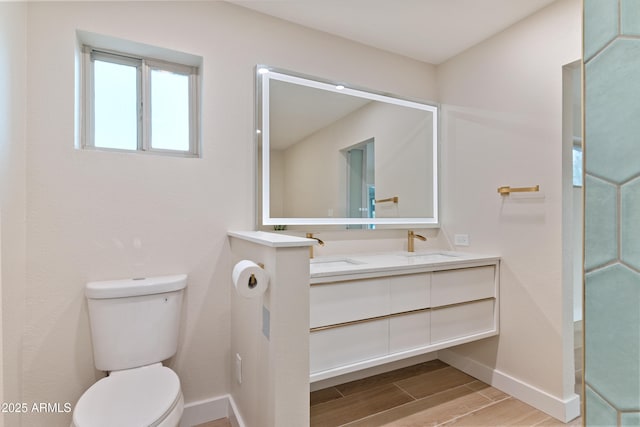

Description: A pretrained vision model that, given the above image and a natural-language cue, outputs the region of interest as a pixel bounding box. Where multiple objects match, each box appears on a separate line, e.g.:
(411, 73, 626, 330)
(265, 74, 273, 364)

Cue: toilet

(72, 274, 187, 427)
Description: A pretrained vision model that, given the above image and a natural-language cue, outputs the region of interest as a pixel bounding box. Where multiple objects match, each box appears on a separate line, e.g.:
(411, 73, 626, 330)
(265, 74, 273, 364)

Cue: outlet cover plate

(235, 353, 242, 384)
(454, 234, 470, 246)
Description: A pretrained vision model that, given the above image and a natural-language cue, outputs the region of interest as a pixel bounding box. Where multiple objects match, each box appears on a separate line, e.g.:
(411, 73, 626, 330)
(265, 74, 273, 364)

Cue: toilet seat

(72, 364, 182, 427)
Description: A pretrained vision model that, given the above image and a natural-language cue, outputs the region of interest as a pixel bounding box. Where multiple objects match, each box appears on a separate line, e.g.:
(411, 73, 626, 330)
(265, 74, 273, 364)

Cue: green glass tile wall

(585, 0, 640, 425)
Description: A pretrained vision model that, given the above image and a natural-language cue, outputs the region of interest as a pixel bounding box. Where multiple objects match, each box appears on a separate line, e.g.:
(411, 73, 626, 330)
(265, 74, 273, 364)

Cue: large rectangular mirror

(256, 65, 439, 228)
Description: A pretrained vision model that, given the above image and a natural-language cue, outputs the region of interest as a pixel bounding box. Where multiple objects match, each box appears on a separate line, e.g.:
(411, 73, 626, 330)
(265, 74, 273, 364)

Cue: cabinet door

(310, 277, 389, 328)
(310, 319, 389, 373)
(389, 311, 430, 353)
(431, 299, 495, 343)
(389, 273, 430, 313)
(431, 266, 495, 307)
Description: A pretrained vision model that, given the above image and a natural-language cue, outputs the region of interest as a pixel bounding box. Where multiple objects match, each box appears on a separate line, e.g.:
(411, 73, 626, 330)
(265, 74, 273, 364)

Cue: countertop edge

(228, 230, 316, 248)
(309, 253, 500, 283)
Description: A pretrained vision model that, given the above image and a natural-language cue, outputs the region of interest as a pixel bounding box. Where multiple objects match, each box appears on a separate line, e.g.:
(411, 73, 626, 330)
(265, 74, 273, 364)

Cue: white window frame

(82, 46, 200, 157)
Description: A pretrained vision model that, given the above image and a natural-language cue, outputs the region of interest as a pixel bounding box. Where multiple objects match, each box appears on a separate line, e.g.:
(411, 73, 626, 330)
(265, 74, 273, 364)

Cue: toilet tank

(85, 274, 187, 372)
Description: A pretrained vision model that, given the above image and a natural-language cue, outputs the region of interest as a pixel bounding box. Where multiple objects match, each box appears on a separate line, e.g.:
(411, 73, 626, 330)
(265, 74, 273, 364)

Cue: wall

(436, 0, 581, 419)
(566, 62, 582, 322)
(584, 0, 640, 424)
(17, 2, 437, 426)
(0, 3, 28, 426)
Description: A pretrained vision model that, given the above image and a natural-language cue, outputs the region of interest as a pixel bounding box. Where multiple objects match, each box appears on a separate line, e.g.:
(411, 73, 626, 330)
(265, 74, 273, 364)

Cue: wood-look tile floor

(194, 359, 582, 427)
(311, 359, 582, 427)
(195, 418, 232, 427)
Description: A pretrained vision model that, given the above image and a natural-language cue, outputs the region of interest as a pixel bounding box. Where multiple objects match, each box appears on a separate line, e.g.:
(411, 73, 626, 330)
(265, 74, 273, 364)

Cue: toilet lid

(73, 364, 181, 427)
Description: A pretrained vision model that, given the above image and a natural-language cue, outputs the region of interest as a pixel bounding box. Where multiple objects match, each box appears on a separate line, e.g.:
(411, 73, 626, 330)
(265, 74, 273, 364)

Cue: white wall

(573, 187, 582, 321)
(437, 0, 580, 408)
(18, 2, 436, 426)
(0, 4, 28, 427)
(568, 63, 583, 322)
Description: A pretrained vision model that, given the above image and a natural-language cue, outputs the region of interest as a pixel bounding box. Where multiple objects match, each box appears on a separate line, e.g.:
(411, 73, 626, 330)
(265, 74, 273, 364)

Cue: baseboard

(180, 394, 246, 427)
(438, 349, 581, 423)
(227, 395, 246, 427)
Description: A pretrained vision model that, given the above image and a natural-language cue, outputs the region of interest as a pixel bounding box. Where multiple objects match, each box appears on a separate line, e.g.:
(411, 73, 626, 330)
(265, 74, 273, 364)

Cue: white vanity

(309, 251, 500, 382)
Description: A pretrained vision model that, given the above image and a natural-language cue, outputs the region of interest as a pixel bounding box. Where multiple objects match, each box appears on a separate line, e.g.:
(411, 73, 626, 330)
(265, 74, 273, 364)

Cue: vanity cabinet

(309, 262, 499, 382)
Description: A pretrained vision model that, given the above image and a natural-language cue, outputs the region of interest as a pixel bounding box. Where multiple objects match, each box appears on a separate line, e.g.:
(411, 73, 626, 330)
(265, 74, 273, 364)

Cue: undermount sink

(310, 258, 363, 269)
(395, 252, 460, 261)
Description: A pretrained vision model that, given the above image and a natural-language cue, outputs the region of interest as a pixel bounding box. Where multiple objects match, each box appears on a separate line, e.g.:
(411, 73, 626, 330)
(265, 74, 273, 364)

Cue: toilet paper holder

(248, 263, 265, 289)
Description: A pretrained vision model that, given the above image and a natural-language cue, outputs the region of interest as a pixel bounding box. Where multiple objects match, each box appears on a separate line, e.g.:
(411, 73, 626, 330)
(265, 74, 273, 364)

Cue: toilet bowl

(72, 275, 187, 427)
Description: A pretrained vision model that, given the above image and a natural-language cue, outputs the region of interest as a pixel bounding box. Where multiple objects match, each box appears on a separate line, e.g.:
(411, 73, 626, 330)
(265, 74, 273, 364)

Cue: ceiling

(227, 0, 557, 64)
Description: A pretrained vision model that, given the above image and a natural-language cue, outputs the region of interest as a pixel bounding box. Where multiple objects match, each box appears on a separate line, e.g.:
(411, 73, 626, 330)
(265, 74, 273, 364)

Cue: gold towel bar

(375, 196, 399, 204)
(497, 185, 539, 196)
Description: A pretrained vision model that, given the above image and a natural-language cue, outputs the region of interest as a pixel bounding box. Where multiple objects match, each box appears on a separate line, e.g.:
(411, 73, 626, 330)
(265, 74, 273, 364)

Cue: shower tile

(585, 1, 640, 422)
(584, 0, 618, 60)
(622, 0, 640, 36)
(621, 412, 640, 425)
(622, 177, 640, 270)
(585, 264, 640, 410)
(585, 39, 640, 184)
(585, 386, 618, 426)
(584, 176, 618, 270)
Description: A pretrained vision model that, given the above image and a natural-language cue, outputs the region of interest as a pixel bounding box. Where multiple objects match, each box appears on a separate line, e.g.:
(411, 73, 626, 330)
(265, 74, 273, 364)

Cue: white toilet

(72, 274, 187, 427)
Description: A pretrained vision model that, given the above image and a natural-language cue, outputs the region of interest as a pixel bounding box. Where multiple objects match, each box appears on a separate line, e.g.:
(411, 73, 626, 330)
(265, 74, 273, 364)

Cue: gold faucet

(306, 233, 325, 258)
(407, 230, 427, 252)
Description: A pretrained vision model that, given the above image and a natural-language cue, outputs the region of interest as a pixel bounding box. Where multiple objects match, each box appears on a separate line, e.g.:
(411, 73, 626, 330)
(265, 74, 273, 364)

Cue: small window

(83, 47, 199, 156)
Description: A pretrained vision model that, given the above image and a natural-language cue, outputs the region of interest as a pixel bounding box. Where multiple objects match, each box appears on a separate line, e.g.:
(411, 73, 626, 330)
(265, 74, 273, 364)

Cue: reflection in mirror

(257, 65, 439, 228)
(346, 139, 375, 230)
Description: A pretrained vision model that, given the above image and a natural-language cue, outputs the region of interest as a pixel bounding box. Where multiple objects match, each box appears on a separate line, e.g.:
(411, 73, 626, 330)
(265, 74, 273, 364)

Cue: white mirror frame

(258, 65, 439, 227)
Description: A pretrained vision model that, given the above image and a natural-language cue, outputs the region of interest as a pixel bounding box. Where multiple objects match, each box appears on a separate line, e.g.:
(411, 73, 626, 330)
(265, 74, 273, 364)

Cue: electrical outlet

(235, 353, 242, 384)
(454, 234, 470, 246)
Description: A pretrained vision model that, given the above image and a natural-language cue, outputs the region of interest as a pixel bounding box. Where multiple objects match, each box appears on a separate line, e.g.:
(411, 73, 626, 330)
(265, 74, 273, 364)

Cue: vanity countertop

(228, 230, 316, 247)
(310, 251, 500, 283)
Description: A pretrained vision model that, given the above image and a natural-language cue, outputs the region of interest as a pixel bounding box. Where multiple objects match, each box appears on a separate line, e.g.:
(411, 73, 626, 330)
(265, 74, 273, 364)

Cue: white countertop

(310, 250, 500, 283)
(228, 230, 316, 248)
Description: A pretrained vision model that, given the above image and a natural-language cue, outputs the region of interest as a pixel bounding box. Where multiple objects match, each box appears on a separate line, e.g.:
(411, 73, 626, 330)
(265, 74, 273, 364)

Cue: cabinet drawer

(310, 319, 389, 373)
(389, 273, 430, 313)
(310, 278, 388, 328)
(389, 311, 430, 353)
(431, 299, 495, 343)
(431, 266, 495, 307)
